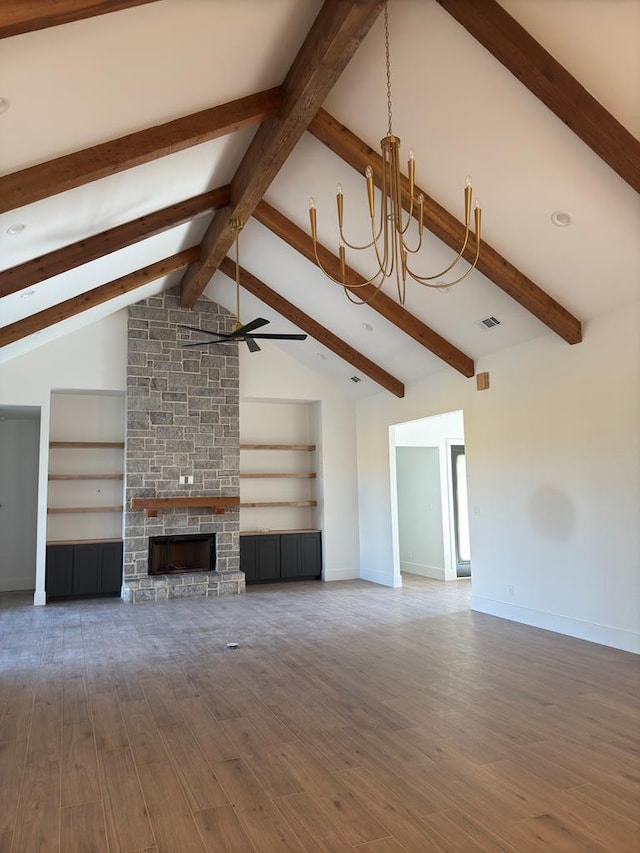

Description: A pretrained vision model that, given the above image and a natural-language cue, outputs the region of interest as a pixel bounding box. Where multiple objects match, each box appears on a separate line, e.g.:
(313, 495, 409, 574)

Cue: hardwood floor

(0, 576, 638, 852)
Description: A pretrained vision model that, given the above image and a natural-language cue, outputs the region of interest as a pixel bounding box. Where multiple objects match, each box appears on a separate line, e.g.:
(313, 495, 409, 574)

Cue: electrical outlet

(187, 475, 194, 485)
(508, 584, 515, 598)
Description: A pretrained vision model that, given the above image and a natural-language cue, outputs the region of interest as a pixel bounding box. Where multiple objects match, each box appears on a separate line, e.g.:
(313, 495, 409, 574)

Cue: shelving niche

(239, 401, 320, 536)
(47, 392, 126, 544)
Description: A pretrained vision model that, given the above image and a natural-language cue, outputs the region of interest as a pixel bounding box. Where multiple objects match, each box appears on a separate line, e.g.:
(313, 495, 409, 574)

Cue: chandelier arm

(407, 226, 473, 282)
(311, 243, 391, 290)
(343, 274, 387, 306)
(407, 240, 480, 289)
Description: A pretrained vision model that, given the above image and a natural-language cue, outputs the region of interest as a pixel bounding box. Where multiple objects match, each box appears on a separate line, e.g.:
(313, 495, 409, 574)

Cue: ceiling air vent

(477, 315, 502, 330)
(350, 375, 362, 383)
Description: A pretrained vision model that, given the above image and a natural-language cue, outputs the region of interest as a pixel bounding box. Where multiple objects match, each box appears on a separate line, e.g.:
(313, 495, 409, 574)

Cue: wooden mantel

(130, 496, 240, 518)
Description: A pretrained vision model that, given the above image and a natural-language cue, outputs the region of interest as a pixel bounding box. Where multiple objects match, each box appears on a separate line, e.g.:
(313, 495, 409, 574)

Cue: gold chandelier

(308, 0, 481, 306)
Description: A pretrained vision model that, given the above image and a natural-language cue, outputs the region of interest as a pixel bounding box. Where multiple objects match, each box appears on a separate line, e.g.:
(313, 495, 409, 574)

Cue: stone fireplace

(122, 288, 244, 602)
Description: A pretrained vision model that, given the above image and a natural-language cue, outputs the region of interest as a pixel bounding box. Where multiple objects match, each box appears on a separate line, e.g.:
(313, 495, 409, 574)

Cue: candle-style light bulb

(336, 183, 343, 196)
(365, 165, 373, 179)
(309, 197, 316, 210)
(465, 175, 472, 189)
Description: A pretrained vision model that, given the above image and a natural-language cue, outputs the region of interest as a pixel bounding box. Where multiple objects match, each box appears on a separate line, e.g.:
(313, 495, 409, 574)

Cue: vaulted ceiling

(1, 0, 638, 398)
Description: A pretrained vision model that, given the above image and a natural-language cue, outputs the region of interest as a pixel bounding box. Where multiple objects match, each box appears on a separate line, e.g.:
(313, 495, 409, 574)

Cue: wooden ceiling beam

(0, 248, 198, 348)
(219, 256, 405, 398)
(0, 185, 230, 298)
(254, 200, 475, 378)
(0, 89, 280, 214)
(309, 110, 582, 345)
(179, 0, 386, 309)
(0, 0, 161, 38)
(435, 0, 640, 195)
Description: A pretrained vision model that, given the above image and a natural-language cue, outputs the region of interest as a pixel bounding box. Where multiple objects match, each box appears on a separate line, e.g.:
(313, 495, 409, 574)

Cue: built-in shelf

(49, 441, 125, 449)
(240, 472, 316, 479)
(48, 506, 124, 514)
(48, 473, 124, 481)
(130, 496, 240, 518)
(240, 500, 318, 508)
(240, 443, 316, 451)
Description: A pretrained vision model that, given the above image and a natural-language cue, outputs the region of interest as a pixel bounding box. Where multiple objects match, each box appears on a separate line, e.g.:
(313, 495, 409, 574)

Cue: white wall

(396, 446, 444, 578)
(240, 344, 360, 582)
(0, 311, 128, 603)
(0, 417, 40, 591)
(356, 302, 640, 653)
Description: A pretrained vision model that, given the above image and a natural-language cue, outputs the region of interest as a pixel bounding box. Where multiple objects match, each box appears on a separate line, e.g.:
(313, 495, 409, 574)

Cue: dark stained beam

(0, 185, 230, 298)
(435, 0, 640, 194)
(254, 200, 475, 378)
(309, 109, 582, 345)
(0, 0, 161, 38)
(0, 89, 280, 214)
(180, 0, 386, 309)
(219, 256, 405, 398)
(0, 248, 198, 347)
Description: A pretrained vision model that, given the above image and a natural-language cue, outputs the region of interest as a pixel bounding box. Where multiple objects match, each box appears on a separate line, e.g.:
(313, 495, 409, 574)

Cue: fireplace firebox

(148, 534, 216, 576)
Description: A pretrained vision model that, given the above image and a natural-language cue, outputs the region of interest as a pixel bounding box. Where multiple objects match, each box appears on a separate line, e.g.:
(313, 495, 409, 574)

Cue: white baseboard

(471, 595, 640, 654)
(400, 561, 445, 580)
(33, 590, 47, 606)
(323, 567, 360, 582)
(360, 568, 401, 588)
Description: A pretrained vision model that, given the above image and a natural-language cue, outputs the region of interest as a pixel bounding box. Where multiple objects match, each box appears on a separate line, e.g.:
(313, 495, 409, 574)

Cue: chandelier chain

(384, 0, 392, 136)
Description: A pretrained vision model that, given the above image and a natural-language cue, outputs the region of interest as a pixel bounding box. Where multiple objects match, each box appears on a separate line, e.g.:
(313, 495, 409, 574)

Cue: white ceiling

(1, 0, 639, 399)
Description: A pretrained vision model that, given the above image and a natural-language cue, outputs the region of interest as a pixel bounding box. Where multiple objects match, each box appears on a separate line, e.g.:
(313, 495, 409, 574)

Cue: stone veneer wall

(123, 288, 244, 602)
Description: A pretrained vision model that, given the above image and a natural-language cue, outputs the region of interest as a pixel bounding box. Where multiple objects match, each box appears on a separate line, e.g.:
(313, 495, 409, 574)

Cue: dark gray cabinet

(240, 532, 321, 584)
(46, 541, 123, 599)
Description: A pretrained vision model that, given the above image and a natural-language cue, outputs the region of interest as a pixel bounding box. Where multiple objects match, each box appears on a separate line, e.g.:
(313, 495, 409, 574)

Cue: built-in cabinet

(240, 531, 322, 584)
(46, 541, 123, 599)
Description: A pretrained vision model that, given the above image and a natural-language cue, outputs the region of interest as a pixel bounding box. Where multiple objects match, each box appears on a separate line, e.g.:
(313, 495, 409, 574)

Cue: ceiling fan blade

(182, 339, 233, 347)
(245, 337, 261, 353)
(233, 317, 269, 336)
(178, 324, 220, 336)
(248, 333, 308, 341)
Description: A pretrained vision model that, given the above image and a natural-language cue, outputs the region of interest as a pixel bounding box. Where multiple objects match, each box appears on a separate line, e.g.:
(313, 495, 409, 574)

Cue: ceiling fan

(180, 219, 307, 353)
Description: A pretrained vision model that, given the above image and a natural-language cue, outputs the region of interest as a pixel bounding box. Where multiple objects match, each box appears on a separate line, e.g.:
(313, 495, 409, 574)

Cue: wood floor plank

(160, 724, 228, 811)
(354, 839, 410, 853)
(99, 747, 155, 853)
(137, 761, 207, 853)
(10, 759, 60, 853)
(120, 698, 169, 766)
(275, 790, 365, 852)
(0, 739, 26, 835)
(233, 798, 312, 853)
(61, 723, 101, 808)
(178, 697, 239, 764)
(91, 690, 128, 752)
(212, 757, 269, 808)
(193, 804, 256, 853)
(61, 801, 108, 853)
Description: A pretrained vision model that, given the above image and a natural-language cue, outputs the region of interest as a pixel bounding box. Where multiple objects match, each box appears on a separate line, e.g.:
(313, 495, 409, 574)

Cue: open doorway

(390, 410, 471, 583)
(0, 406, 41, 593)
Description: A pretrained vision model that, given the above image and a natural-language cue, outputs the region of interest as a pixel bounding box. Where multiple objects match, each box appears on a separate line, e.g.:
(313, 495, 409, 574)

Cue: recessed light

(0, 98, 10, 114)
(362, 322, 373, 332)
(6, 223, 26, 235)
(316, 352, 326, 360)
(20, 289, 36, 299)
(551, 210, 572, 227)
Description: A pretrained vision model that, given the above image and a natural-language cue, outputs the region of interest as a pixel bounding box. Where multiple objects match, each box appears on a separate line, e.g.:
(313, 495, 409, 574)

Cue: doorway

(0, 406, 41, 592)
(390, 410, 471, 583)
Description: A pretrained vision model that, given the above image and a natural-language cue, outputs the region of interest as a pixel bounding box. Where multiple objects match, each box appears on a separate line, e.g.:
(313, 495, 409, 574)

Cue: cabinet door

(255, 536, 280, 581)
(240, 537, 258, 583)
(281, 533, 322, 579)
(73, 545, 100, 595)
(99, 542, 123, 595)
(46, 545, 74, 598)
(300, 532, 322, 577)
